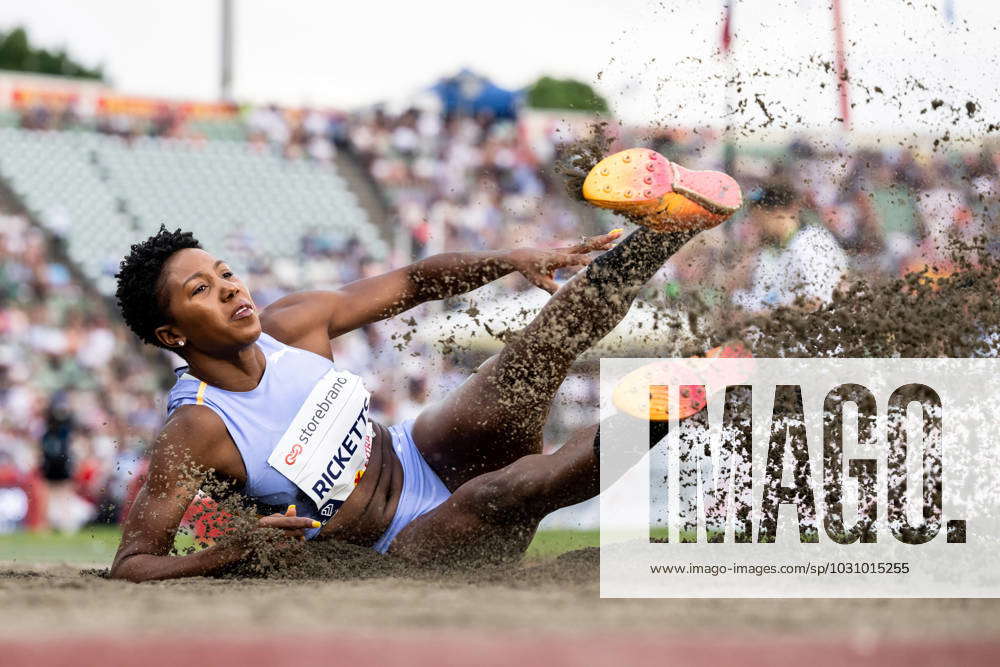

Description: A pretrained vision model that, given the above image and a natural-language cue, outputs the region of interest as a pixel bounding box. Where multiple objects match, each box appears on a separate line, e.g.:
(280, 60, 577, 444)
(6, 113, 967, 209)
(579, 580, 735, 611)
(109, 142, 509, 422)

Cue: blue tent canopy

(430, 69, 522, 119)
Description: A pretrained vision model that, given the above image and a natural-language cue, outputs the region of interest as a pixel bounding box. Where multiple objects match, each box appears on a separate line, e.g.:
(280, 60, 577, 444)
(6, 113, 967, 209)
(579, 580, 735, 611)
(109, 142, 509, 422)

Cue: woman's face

(155, 248, 261, 354)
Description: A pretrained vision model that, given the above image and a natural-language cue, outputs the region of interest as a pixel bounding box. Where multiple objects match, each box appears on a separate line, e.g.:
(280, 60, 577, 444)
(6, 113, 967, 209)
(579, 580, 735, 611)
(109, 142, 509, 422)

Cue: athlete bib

(267, 367, 374, 521)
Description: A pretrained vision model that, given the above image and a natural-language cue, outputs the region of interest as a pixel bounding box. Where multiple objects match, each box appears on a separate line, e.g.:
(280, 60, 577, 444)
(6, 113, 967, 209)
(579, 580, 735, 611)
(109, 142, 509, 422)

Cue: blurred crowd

(244, 104, 349, 161)
(18, 100, 185, 139)
(4, 98, 1000, 532)
(659, 137, 1000, 313)
(345, 107, 581, 256)
(235, 102, 1000, 312)
(0, 214, 161, 532)
(16, 99, 351, 160)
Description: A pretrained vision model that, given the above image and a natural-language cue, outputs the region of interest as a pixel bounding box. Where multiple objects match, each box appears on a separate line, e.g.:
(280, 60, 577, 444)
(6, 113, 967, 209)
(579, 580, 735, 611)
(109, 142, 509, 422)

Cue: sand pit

(3, 555, 1000, 666)
(1, 552, 999, 638)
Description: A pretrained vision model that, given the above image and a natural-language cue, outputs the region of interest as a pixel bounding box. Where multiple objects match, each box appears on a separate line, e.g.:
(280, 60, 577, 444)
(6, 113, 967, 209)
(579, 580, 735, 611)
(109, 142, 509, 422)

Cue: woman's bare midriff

(315, 422, 403, 546)
(204, 418, 403, 549)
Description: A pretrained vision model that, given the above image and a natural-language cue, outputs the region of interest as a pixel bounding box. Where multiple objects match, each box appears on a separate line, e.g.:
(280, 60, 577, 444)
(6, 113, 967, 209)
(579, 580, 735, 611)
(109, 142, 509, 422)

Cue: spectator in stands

(39, 392, 73, 485)
(37, 391, 97, 532)
(731, 184, 848, 312)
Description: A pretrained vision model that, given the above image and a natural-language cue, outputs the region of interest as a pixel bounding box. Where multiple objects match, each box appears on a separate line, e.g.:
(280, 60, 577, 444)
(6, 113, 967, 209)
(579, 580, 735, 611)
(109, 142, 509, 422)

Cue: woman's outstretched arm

(260, 232, 620, 345)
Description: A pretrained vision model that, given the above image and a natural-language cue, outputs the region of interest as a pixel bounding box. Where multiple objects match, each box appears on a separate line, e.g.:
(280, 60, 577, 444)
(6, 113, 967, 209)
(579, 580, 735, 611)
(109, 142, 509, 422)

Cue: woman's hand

(505, 229, 623, 294)
(256, 504, 319, 543)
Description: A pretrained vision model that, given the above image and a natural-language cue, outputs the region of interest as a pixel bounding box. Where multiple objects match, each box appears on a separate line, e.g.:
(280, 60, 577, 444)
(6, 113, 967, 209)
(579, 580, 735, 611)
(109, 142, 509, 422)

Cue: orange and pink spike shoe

(582, 148, 742, 232)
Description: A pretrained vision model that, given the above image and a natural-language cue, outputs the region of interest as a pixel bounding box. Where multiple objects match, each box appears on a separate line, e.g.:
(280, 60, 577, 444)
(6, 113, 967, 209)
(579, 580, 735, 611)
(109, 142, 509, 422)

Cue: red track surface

(3, 635, 999, 667)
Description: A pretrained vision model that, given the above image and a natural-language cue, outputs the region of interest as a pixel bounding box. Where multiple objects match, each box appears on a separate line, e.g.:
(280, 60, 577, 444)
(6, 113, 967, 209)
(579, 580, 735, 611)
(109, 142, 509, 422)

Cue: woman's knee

(464, 455, 549, 523)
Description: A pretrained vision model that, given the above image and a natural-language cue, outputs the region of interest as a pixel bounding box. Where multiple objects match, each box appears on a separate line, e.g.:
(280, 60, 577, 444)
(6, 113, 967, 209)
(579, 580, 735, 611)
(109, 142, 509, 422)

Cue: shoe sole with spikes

(582, 148, 742, 232)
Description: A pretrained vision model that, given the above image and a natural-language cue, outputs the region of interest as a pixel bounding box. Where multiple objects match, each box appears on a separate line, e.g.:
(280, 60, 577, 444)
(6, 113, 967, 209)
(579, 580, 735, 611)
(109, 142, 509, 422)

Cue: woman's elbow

(108, 555, 150, 583)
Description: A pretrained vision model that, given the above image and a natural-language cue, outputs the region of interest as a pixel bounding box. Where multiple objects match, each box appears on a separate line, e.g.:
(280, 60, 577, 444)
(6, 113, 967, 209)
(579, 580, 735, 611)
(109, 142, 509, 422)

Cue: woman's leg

(389, 423, 600, 564)
(412, 228, 696, 491)
(391, 409, 681, 564)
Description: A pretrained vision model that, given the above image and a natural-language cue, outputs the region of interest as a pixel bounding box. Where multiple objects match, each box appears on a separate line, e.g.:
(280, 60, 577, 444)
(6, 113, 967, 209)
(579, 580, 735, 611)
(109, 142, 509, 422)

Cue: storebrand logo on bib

(296, 376, 350, 449)
(284, 444, 303, 465)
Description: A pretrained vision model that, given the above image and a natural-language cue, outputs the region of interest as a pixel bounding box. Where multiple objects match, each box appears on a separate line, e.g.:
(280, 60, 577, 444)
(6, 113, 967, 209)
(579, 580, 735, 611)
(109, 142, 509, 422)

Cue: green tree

(525, 76, 608, 113)
(0, 26, 103, 80)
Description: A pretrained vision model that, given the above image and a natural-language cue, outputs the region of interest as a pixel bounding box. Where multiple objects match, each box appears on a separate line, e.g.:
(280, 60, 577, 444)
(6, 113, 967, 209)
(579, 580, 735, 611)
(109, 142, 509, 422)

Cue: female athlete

(109, 149, 741, 581)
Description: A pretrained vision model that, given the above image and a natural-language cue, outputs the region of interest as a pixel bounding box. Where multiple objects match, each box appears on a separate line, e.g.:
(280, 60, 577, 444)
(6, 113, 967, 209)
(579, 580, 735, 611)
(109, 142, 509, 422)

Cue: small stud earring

(178, 340, 185, 347)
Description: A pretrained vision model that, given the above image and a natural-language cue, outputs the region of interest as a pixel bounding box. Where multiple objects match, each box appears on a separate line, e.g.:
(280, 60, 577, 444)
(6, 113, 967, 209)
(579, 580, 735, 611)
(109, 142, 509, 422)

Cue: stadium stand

(0, 127, 384, 295)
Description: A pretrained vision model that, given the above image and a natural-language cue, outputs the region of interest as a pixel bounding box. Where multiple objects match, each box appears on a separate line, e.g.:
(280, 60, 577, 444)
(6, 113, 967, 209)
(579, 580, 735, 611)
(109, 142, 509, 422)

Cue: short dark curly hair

(115, 226, 202, 347)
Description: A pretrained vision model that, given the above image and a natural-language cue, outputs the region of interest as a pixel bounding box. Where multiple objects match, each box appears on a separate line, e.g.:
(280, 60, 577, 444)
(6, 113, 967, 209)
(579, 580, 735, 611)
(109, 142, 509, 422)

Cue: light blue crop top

(166, 332, 371, 534)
